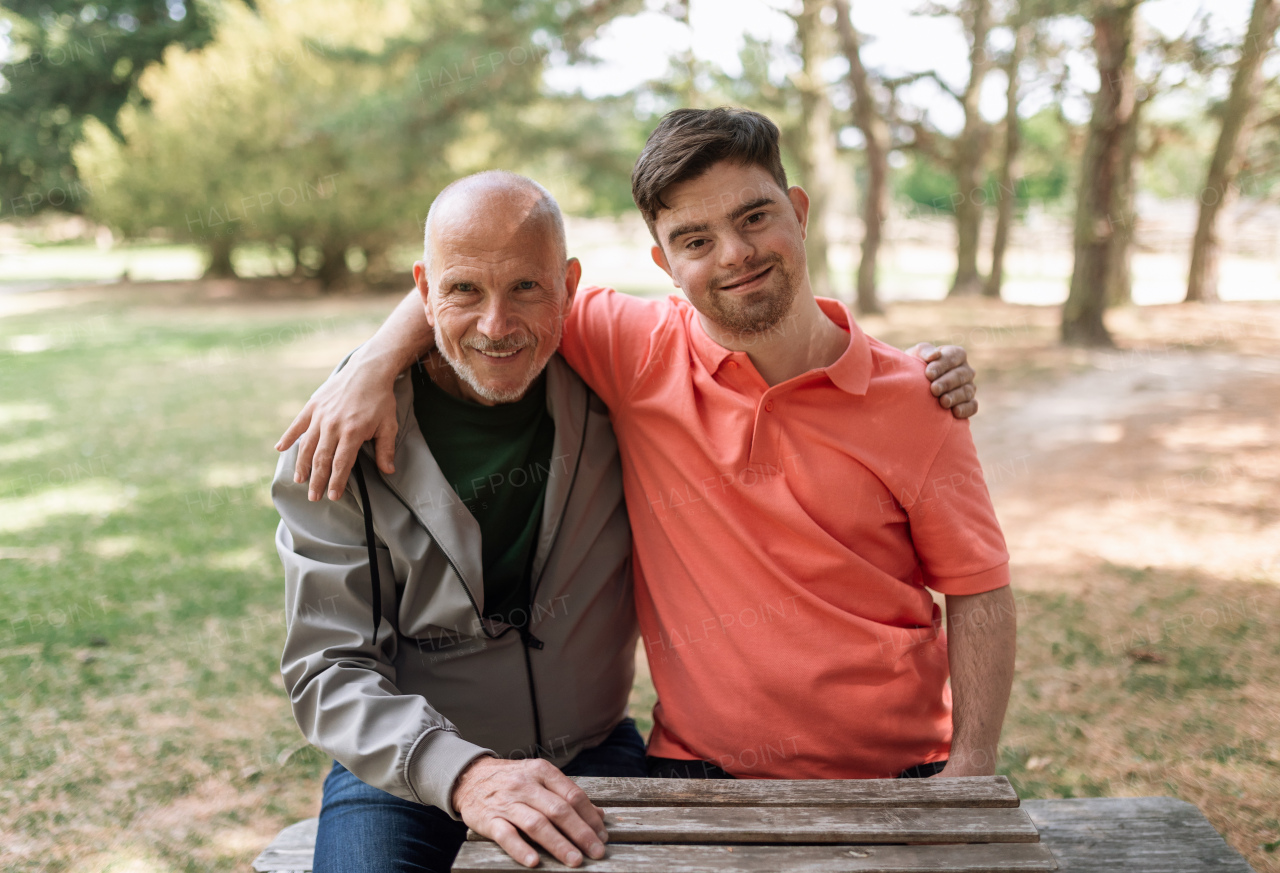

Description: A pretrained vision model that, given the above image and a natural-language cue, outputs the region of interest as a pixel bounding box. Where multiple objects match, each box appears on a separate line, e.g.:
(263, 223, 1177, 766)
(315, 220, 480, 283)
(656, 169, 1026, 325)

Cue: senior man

(274, 174, 645, 873)
(275, 160, 982, 871)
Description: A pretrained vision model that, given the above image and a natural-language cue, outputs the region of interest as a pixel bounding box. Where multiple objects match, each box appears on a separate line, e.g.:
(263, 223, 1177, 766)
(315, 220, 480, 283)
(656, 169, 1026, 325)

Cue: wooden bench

(252, 777, 1257, 872)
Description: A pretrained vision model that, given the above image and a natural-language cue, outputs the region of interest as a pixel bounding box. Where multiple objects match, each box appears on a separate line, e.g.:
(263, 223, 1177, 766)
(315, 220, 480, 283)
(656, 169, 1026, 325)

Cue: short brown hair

(631, 107, 789, 242)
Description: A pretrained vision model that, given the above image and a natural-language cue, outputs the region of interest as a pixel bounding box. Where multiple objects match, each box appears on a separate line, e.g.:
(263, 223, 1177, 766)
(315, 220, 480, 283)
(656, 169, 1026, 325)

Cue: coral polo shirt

(559, 286, 1010, 779)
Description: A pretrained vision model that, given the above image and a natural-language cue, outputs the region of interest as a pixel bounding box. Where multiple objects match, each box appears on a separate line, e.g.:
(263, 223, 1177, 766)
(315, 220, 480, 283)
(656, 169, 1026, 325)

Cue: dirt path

(961, 345, 1279, 870)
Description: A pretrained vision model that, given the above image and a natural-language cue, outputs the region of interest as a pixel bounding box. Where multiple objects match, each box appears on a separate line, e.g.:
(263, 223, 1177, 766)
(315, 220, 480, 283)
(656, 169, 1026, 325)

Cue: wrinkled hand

(906, 343, 978, 419)
(452, 757, 608, 869)
(275, 354, 401, 501)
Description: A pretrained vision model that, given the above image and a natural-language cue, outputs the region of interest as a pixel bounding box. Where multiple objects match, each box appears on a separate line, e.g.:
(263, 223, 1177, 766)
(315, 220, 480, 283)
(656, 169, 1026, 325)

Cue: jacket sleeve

(272, 447, 494, 817)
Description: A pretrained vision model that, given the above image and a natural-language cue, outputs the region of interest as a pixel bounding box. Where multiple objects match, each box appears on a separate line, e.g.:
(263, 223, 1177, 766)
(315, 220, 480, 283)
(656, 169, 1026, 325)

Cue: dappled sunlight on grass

(0, 480, 132, 533)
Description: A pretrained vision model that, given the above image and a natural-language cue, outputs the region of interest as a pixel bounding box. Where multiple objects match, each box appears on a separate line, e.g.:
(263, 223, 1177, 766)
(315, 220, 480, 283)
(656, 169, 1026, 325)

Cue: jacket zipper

(371, 380, 593, 760)
(516, 392, 589, 758)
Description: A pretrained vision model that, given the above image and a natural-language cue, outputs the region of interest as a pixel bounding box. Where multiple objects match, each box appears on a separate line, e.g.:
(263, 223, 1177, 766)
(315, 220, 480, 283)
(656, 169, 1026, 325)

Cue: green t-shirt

(411, 363, 556, 626)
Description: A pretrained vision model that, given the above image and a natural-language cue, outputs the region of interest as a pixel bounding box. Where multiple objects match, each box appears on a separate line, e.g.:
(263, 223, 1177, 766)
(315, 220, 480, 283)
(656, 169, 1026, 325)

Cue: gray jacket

(272, 353, 636, 816)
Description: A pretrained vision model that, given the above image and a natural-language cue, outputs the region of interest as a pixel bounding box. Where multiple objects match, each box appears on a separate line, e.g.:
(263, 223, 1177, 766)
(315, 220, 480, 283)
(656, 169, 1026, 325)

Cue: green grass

(0, 292, 390, 870)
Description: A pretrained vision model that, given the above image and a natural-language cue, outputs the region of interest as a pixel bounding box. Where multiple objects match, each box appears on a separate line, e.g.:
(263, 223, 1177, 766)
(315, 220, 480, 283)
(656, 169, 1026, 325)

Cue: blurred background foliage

(3, 0, 1280, 313)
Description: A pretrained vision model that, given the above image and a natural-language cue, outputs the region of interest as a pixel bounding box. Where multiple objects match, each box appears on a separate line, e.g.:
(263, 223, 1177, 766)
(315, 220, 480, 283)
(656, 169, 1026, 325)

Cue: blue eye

(518, 280, 536, 290)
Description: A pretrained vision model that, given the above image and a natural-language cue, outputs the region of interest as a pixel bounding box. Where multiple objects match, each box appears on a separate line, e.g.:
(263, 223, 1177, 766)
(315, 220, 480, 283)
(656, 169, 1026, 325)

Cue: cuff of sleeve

(925, 561, 1011, 596)
(407, 730, 495, 820)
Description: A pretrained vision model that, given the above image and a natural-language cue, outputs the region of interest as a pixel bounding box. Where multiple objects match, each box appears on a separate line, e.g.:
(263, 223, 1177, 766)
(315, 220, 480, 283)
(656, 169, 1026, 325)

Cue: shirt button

(726, 361, 738, 369)
(765, 400, 774, 412)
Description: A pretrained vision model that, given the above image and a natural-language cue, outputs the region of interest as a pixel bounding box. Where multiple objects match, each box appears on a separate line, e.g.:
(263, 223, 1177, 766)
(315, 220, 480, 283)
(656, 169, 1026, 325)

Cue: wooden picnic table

(252, 776, 1258, 872)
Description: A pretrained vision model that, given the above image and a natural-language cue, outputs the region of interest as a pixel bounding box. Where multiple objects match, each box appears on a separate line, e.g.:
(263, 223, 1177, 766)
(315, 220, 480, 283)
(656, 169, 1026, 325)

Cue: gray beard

(434, 327, 543, 404)
(705, 258, 799, 338)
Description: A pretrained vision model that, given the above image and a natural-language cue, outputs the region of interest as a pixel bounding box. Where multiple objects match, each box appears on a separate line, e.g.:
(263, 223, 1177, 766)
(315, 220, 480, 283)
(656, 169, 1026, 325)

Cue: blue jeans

(313, 718, 646, 873)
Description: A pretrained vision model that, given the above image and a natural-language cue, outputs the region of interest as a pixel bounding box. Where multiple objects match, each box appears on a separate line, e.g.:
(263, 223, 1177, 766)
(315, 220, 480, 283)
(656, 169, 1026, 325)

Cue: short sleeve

(904, 418, 1012, 595)
(560, 286, 670, 410)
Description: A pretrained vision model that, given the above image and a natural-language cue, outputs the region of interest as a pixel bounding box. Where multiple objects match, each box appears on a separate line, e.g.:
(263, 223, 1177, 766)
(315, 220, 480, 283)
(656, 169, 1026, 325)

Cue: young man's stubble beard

(703, 253, 800, 337)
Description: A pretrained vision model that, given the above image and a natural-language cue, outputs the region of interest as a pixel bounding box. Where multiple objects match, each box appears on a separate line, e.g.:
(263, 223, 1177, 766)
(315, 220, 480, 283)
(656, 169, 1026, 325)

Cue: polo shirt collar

(816, 297, 871, 396)
(688, 295, 871, 396)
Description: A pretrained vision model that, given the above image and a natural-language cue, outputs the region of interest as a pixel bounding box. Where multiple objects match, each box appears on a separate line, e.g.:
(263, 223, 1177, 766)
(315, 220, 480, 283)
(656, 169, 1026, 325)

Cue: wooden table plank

(252, 817, 317, 872)
(466, 806, 1041, 845)
(573, 776, 1020, 808)
(1024, 798, 1255, 873)
(454, 842, 1060, 872)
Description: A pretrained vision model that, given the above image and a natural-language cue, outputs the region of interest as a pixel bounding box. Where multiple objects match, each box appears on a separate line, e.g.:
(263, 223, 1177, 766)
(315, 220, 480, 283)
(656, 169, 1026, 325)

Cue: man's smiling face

(650, 160, 811, 339)
(414, 179, 578, 405)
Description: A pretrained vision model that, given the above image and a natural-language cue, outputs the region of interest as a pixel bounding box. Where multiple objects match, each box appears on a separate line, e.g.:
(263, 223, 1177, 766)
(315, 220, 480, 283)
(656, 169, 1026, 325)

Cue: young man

(278, 110, 1000, 867)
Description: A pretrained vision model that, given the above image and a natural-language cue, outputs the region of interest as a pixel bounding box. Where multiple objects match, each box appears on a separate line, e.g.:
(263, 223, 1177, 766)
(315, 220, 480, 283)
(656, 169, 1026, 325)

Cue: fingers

(514, 799, 595, 868)
(930, 364, 975, 399)
(938, 381, 977, 413)
(276, 405, 313, 452)
(533, 786, 607, 860)
(906, 342, 941, 363)
(924, 344, 968, 381)
(373, 419, 398, 476)
(293, 418, 320, 487)
(541, 768, 607, 841)
(950, 397, 978, 420)
(328, 435, 361, 502)
(488, 817, 542, 869)
(307, 426, 340, 502)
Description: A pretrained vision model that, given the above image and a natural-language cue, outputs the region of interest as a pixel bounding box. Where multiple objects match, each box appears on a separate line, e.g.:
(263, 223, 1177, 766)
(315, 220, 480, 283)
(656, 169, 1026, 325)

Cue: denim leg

(645, 755, 737, 779)
(898, 760, 948, 778)
(313, 760, 468, 873)
(561, 717, 648, 778)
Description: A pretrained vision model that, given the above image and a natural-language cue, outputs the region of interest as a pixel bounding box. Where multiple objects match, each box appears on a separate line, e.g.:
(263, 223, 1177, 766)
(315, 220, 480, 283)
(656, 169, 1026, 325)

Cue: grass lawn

(1, 283, 1277, 871)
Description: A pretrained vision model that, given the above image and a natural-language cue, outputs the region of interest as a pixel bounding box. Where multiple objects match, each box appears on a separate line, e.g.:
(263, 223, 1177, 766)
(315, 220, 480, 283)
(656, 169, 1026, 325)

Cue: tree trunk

(1061, 2, 1139, 347)
(834, 0, 887, 315)
(1187, 0, 1280, 302)
(204, 235, 237, 279)
(949, 0, 995, 298)
(987, 21, 1030, 300)
(1108, 92, 1143, 306)
(795, 0, 838, 299)
(314, 241, 351, 292)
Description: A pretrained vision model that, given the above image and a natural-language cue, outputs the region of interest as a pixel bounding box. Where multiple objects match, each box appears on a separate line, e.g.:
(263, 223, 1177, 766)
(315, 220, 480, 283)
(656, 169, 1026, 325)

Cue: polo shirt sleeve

(560, 286, 669, 409)
(907, 418, 1011, 596)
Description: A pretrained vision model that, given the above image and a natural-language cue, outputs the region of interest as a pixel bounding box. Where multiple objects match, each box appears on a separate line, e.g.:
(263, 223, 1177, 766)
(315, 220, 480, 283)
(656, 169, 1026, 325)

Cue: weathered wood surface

(253, 817, 316, 872)
(252, 796, 1257, 872)
(573, 775, 1020, 808)
(1023, 798, 1255, 873)
(453, 842, 1059, 872)
(464, 806, 1041, 845)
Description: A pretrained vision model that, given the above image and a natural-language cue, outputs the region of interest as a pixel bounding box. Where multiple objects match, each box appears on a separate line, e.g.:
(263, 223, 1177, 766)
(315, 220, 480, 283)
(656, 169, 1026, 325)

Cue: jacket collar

(363, 353, 588, 616)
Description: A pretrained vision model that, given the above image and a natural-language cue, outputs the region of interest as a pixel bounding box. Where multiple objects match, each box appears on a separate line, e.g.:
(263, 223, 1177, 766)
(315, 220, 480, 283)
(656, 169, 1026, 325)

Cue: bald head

(423, 171, 566, 275)
(412, 170, 581, 406)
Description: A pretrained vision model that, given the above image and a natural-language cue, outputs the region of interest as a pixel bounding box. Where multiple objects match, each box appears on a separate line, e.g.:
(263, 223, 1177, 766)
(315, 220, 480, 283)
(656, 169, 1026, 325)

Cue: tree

(1186, 0, 1280, 302)
(946, 0, 997, 297)
(833, 0, 889, 314)
(1061, 0, 1140, 346)
(75, 0, 642, 285)
(792, 0, 838, 299)
(987, 13, 1033, 299)
(0, 0, 216, 217)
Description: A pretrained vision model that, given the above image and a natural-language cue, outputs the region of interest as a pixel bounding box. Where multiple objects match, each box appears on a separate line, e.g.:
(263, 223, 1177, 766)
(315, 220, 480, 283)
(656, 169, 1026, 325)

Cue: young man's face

(650, 160, 811, 339)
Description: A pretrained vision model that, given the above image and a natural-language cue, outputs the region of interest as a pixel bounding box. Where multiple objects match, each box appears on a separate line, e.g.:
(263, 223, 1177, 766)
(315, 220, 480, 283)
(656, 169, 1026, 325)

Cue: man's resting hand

(451, 756, 608, 868)
(907, 343, 978, 419)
